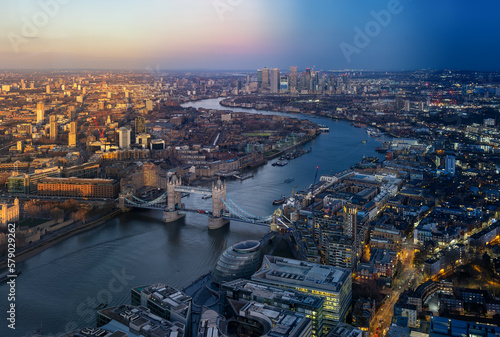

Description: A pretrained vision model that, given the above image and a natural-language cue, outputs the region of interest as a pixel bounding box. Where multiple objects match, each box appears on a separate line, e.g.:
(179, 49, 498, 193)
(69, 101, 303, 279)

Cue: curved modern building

(212, 240, 261, 285)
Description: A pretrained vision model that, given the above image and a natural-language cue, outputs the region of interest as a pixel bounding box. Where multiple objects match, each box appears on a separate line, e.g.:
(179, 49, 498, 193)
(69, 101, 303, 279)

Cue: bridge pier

(118, 193, 132, 212)
(208, 217, 229, 229)
(163, 210, 185, 223)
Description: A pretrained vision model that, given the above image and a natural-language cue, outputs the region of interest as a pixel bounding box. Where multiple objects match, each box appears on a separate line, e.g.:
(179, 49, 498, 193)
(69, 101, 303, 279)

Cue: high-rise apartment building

(445, 155, 456, 176)
(68, 121, 77, 147)
(36, 102, 45, 123)
(50, 115, 58, 141)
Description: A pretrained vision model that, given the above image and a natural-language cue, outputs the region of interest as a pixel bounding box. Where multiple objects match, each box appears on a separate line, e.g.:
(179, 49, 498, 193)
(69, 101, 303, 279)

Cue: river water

(0, 98, 386, 337)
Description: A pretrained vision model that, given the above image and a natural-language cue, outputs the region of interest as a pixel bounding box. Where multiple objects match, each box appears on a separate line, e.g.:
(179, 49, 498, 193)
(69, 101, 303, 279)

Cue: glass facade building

(212, 240, 261, 285)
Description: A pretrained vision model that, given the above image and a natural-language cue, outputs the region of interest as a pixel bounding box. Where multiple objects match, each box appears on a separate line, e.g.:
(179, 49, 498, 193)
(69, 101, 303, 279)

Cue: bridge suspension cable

(221, 196, 272, 223)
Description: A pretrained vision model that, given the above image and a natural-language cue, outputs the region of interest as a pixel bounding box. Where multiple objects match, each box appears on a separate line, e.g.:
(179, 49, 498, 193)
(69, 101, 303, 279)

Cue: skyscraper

(280, 76, 289, 93)
(257, 69, 263, 87)
(262, 67, 270, 88)
(289, 66, 298, 91)
(305, 68, 312, 91)
(36, 102, 45, 123)
(135, 116, 146, 134)
(270, 68, 280, 93)
(118, 127, 131, 149)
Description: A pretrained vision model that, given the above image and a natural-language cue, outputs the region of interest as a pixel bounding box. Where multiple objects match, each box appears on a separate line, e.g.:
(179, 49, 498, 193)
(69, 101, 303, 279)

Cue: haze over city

(1, 0, 500, 71)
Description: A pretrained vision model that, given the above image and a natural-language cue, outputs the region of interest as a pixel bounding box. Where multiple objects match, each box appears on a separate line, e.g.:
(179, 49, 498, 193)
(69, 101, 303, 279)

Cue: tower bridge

(118, 175, 278, 230)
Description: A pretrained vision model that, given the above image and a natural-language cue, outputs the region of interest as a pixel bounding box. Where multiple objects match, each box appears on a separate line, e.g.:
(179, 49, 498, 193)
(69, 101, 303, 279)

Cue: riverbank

(0, 209, 123, 269)
(218, 97, 397, 137)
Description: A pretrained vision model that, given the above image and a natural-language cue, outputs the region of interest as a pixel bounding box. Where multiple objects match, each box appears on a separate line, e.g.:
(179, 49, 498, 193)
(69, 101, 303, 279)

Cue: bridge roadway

(174, 186, 211, 195)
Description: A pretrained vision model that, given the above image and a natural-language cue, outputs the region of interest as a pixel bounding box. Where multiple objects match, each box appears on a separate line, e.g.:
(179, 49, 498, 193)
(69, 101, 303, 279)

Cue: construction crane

(93, 117, 105, 138)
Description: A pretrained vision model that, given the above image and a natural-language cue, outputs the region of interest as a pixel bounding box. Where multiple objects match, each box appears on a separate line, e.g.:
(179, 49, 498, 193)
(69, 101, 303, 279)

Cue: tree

(74, 209, 88, 224)
(50, 207, 64, 223)
(24, 201, 41, 220)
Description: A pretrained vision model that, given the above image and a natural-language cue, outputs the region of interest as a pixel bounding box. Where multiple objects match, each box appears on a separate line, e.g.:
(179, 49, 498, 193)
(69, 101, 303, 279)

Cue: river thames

(1, 98, 386, 337)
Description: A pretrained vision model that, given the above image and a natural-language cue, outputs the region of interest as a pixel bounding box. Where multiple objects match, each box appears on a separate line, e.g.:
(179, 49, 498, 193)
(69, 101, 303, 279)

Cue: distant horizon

(0, 67, 499, 74)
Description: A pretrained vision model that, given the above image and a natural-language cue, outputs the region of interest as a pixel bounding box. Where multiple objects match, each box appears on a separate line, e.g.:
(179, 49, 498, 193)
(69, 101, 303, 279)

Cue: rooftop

(98, 305, 185, 337)
(221, 279, 324, 309)
(132, 283, 192, 318)
(252, 255, 351, 293)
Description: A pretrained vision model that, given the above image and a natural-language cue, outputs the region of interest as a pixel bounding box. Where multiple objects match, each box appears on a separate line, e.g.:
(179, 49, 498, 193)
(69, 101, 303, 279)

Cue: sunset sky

(1, 0, 499, 71)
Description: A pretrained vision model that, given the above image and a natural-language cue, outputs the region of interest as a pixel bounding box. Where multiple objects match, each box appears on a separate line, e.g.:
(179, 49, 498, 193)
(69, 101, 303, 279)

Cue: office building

(290, 66, 298, 90)
(97, 305, 185, 337)
(221, 279, 325, 337)
(63, 163, 99, 179)
(428, 315, 500, 337)
(46, 84, 51, 94)
(118, 127, 131, 149)
(135, 116, 146, 134)
(136, 133, 151, 149)
(146, 99, 153, 112)
(252, 256, 352, 333)
(131, 283, 192, 332)
(37, 177, 120, 199)
(280, 75, 289, 93)
(36, 102, 45, 123)
(257, 69, 263, 87)
(262, 67, 270, 88)
(226, 300, 312, 337)
(325, 322, 363, 337)
(150, 139, 166, 150)
(212, 240, 261, 285)
(270, 68, 280, 93)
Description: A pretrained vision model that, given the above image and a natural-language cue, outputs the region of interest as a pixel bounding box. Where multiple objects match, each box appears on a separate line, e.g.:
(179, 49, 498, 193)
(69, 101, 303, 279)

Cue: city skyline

(1, 0, 500, 71)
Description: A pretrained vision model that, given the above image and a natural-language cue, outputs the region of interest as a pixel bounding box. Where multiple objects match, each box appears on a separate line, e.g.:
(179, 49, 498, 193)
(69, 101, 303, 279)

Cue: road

(369, 243, 423, 336)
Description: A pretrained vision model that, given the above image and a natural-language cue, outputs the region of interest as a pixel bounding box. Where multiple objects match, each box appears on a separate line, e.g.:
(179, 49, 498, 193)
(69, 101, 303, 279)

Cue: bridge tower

(270, 208, 283, 232)
(118, 192, 132, 212)
(163, 174, 185, 223)
(209, 178, 229, 229)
